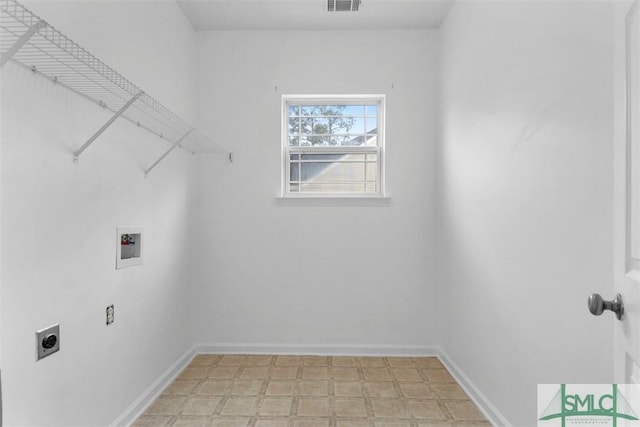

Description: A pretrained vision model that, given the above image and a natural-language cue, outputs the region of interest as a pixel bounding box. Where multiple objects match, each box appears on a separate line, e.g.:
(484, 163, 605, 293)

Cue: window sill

(274, 196, 391, 207)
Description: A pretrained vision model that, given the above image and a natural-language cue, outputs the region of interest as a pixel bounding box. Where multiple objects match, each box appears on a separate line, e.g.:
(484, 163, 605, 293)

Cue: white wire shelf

(0, 0, 231, 175)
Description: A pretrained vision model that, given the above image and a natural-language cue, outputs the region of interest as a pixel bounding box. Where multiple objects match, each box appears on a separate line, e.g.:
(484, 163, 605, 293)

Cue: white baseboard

(194, 342, 439, 357)
(436, 348, 511, 427)
(110, 346, 197, 427)
(110, 343, 508, 427)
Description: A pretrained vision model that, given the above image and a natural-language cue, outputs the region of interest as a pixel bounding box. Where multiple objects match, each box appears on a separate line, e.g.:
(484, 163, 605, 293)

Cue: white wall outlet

(106, 305, 114, 325)
(36, 324, 60, 361)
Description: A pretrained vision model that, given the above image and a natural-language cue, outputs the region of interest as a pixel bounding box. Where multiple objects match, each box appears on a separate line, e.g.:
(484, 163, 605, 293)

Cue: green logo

(539, 384, 639, 426)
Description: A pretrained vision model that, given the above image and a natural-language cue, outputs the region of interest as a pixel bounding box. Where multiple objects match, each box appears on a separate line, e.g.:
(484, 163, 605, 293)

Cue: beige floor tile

(191, 354, 221, 366)
(230, 380, 264, 396)
(265, 381, 297, 396)
(299, 380, 329, 396)
(416, 423, 456, 427)
(364, 382, 399, 398)
(334, 381, 364, 397)
(430, 384, 468, 400)
(297, 398, 330, 416)
(145, 396, 187, 415)
(208, 366, 241, 379)
(332, 357, 359, 367)
(362, 368, 391, 381)
(131, 416, 173, 426)
(423, 369, 454, 383)
(370, 399, 408, 419)
(405, 400, 447, 420)
(292, 419, 330, 427)
(391, 368, 422, 382)
(173, 417, 210, 427)
(386, 358, 416, 368)
(358, 357, 386, 367)
(219, 355, 248, 365)
(302, 367, 330, 380)
(181, 396, 222, 415)
(220, 397, 259, 416)
(443, 401, 485, 421)
(239, 366, 270, 379)
(258, 397, 293, 416)
(179, 365, 211, 380)
(246, 355, 274, 365)
(210, 417, 252, 427)
(398, 383, 433, 399)
(374, 422, 411, 427)
(163, 379, 200, 396)
(134, 354, 488, 427)
(334, 398, 369, 417)
(271, 366, 299, 379)
(254, 418, 290, 427)
(414, 358, 444, 369)
(198, 380, 232, 395)
(302, 356, 329, 366)
(275, 356, 300, 366)
(337, 420, 373, 427)
(453, 423, 491, 427)
(331, 367, 360, 380)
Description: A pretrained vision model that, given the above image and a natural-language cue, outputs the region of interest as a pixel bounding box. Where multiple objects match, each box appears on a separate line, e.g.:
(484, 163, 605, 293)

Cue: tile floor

(133, 355, 490, 427)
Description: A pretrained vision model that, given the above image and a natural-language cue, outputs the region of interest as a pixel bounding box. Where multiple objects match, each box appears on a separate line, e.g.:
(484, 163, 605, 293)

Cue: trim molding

(437, 348, 511, 427)
(110, 346, 197, 427)
(194, 343, 438, 357)
(111, 343, 509, 427)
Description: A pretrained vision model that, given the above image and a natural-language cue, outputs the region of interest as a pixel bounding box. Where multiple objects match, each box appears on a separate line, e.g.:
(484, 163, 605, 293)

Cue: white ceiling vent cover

(328, 0, 361, 12)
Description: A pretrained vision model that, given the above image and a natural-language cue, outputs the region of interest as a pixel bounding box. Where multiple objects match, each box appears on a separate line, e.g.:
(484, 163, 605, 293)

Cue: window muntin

(283, 96, 384, 197)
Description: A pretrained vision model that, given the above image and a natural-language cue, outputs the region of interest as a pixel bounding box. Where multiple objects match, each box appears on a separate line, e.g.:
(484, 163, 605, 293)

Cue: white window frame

(281, 94, 386, 198)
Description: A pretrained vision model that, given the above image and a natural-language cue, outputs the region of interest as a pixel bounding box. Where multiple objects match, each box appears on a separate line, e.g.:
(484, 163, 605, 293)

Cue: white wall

(0, 1, 198, 425)
(191, 30, 440, 351)
(438, 1, 615, 425)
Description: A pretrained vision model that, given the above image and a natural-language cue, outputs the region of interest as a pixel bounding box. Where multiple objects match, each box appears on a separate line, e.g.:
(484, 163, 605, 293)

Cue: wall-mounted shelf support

(144, 128, 194, 177)
(1, 0, 232, 173)
(0, 19, 45, 68)
(73, 91, 143, 163)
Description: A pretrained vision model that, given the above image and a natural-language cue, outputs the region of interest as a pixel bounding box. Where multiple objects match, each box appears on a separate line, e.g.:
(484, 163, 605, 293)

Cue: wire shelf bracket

(0, 18, 45, 67)
(144, 128, 194, 177)
(73, 91, 143, 163)
(0, 0, 232, 174)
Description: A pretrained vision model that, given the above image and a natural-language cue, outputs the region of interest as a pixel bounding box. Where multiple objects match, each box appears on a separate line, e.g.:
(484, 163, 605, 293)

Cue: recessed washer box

(116, 226, 143, 269)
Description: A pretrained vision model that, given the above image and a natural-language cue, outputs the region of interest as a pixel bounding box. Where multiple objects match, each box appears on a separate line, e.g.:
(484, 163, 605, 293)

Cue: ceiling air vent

(328, 0, 361, 12)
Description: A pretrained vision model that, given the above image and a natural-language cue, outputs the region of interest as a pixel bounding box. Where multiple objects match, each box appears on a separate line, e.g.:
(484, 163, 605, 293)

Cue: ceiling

(176, 0, 455, 31)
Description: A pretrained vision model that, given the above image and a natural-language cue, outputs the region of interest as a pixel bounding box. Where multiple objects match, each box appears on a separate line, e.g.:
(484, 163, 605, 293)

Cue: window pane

(366, 117, 378, 134)
(301, 161, 365, 182)
(307, 118, 331, 135)
(366, 104, 377, 116)
(301, 153, 356, 162)
(366, 162, 377, 181)
(290, 162, 300, 181)
(289, 117, 300, 135)
(297, 183, 367, 193)
(284, 97, 383, 195)
(342, 105, 365, 116)
(348, 118, 365, 134)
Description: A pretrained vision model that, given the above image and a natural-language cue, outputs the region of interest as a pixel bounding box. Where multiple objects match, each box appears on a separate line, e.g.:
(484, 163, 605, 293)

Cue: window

(282, 95, 385, 197)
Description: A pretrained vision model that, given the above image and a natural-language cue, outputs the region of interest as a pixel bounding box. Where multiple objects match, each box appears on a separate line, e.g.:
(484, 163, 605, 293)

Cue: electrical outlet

(36, 324, 60, 361)
(106, 305, 114, 325)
